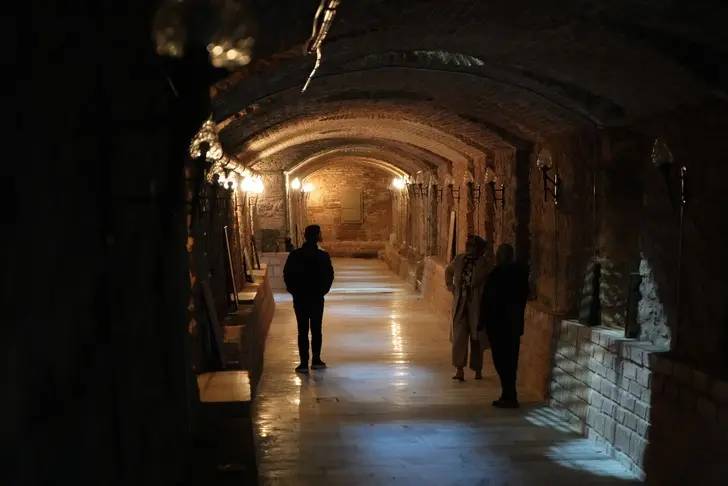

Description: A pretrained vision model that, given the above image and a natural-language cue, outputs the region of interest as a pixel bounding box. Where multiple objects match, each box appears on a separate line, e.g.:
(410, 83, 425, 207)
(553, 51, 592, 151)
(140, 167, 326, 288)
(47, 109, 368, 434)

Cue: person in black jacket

(480, 243, 529, 408)
(283, 225, 335, 374)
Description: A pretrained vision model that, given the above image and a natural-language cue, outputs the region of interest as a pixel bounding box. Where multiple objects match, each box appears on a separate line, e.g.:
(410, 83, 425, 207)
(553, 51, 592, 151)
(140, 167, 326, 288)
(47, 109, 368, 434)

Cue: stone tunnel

(11, 1, 728, 484)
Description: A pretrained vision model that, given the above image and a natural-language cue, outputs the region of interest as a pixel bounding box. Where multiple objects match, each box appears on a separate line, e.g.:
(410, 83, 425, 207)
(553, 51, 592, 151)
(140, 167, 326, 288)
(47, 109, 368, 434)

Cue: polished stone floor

(253, 258, 639, 485)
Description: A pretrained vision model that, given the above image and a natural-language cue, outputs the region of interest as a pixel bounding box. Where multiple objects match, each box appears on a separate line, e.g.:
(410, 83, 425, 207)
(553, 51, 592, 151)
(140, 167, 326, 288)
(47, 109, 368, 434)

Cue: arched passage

(17, 2, 728, 484)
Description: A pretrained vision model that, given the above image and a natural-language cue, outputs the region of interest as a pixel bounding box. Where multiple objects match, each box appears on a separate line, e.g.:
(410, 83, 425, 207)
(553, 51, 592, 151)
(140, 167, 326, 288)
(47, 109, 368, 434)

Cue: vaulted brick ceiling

(212, 0, 728, 174)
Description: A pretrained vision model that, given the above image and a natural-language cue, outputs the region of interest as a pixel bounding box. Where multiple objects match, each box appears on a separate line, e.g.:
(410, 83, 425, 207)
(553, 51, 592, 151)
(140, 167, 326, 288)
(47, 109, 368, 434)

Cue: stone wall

(550, 320, 663, 479)
(645, 353, 728, 484)
(304, 160, 392, 257)
(255, 171, 287, 250)
(636, 104, 728, 373)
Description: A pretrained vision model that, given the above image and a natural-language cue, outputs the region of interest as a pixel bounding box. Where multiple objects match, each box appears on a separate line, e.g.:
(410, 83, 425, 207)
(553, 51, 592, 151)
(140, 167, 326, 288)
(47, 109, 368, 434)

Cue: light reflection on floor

(253, 258, 640, 485)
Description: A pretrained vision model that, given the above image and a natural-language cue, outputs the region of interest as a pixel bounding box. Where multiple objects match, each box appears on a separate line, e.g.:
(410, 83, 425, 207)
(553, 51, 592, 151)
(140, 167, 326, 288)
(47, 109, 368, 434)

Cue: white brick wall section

(548, 321, 661, 478)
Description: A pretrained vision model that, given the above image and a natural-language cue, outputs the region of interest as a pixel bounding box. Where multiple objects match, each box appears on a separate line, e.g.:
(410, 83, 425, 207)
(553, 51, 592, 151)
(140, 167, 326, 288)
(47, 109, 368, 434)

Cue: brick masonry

(549, 320, 665, 479)
(303, 160, 392, 257)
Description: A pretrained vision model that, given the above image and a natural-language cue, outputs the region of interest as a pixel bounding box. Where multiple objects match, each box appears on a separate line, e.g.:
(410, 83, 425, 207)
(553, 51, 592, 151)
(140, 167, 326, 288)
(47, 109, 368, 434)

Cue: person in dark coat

(283, 224, 335, 373)
(480, 243, 529, 408)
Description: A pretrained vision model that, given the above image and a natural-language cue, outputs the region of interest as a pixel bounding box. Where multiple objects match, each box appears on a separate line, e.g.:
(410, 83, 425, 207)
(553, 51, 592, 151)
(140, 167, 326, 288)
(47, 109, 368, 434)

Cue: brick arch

(223, 111, 491, 176)
(287, 153, 408, 181)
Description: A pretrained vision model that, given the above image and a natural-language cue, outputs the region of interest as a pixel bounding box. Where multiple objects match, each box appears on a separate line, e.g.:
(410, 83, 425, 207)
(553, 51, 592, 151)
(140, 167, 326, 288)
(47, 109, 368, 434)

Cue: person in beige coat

(445, 235, 492, 381)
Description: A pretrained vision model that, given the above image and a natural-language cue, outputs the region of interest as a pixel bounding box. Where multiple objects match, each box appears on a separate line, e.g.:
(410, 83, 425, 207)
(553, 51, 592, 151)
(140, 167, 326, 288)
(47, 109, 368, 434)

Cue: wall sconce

(463, 170, 480, 205)
(241, 174, 264, 205)
(441, 175, 457, 203)
(484, 167, 505, 208)
(651, 138, 687, 208)
(290, 177, 302, 191)
(302, 182, 315, 202)
(536, 150, 560, 206)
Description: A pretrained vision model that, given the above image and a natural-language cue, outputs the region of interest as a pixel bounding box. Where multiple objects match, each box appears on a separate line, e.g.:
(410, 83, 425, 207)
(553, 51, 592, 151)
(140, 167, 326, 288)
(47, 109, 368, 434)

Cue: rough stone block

(623, 361, 638, 380)
(577, 325, 593, 343)
(633, 400, 650, 420)
(586, 406, 597, 428)
(587, 357, 598, 373)
(606, 368, 618, 384)
(588, 389, 602, 407)
(623, 410, 638, 431)
(615, 407, 626, 425)
(590, 373, 602, 391)
(696, 396, 717, 421)
(635, 417, 650, 438)
(636, 367, 651, 388)
(602, 416, 616, 443)
(575, 383, 590, 402)
(575, 364, 589, 384)
(620, 390, 636, 411)
(615, 424, 631, 452)
(628, 434, 648, 467)
(601, 398, 616, 417)
(590, 332, 601, 346)
(641, 388, 651, 403)
(631, 344, 651, 366)
(629, 379, 645, 399)
(576, 344, 592, 367)
(603, 352, 617, 370)
(558, 343, 577, 360)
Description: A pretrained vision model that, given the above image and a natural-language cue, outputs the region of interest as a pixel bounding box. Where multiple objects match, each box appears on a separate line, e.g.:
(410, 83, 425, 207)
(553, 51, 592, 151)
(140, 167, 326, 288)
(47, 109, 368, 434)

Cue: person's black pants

(488, 329, 521, 400)
(293, 296, 325, 364)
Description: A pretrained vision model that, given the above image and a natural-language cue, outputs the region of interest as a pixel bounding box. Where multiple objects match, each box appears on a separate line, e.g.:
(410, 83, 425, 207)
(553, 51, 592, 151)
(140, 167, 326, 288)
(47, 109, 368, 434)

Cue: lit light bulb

(302, 182, 314, 193)
(391, 177, 406, 190)
(290, 177, 301, 190)
(241, 176, 254, 192)
(253, 176, 264, 194)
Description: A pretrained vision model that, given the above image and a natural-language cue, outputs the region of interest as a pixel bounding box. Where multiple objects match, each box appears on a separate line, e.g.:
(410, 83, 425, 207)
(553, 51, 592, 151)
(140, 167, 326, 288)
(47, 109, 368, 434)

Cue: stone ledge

(549, 320, 668, 476)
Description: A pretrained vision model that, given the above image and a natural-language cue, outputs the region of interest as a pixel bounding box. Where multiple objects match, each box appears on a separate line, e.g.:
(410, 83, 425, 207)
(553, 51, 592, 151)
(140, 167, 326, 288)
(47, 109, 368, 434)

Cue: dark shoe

(474, 371, 483, 380)
(492, 398, 519, 408)
(311, 359, 327, 369)
(295, 364, 309, 374)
